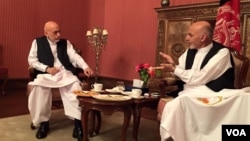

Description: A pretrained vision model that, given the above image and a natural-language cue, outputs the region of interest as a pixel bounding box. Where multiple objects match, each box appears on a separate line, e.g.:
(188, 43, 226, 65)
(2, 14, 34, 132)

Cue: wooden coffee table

(132, 97, 159, 140)
(78, 95, 159, 141)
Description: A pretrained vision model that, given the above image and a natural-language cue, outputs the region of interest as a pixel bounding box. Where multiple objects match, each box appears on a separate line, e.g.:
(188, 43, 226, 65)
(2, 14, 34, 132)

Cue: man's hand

(151, 63, 176, 72)
(151, 52, 176, 72)
(159, 52, 175, 65)
(159, 63, 176, 72)
(46, 67, 60, 75)
(84, 68, 93, 77)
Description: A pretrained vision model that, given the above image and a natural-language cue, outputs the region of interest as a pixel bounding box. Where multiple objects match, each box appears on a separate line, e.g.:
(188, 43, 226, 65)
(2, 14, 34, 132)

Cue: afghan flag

(213, 0, 241, 51)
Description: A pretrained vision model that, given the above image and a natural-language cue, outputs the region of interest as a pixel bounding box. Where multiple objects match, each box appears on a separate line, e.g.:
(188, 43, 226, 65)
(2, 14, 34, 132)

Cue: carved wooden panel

(155, 2, 219, 66)
(166, 19, 192, 64)
(243, 14, 250, 85)
(155, 19, 192, 67)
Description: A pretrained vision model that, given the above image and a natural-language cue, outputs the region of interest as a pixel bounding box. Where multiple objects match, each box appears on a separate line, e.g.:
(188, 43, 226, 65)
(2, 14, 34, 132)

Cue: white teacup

(131, 89, 142, 98)
(91, 83, 103, 91)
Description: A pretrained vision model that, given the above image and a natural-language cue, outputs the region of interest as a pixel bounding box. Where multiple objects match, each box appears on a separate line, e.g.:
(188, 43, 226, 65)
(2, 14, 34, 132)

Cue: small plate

(151, 93, 161, 98)
(91, 89, 105, 93)
(92, 94, 132, 101)
(131, 96, 144, 99)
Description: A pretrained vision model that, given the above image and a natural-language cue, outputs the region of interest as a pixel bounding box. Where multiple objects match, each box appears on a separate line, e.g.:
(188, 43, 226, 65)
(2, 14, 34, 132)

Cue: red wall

(0, 0, 96, 78)
(0, 0, 218, 80)
(100, 0, 159, 79)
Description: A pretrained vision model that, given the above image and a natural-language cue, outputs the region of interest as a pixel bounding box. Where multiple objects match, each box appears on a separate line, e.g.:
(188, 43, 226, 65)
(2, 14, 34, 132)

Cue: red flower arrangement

(135, 63, 155, 87)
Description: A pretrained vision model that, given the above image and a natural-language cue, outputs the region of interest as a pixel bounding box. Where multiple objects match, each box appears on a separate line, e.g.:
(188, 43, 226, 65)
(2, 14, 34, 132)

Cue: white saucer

(91, 89, 105, 93)
(131, 96, 144, 99)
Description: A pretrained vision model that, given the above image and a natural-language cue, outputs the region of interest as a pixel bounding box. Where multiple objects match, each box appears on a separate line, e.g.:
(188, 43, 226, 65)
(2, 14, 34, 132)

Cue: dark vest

(33, 36, 79, 78)
(180, 42, 235, 92)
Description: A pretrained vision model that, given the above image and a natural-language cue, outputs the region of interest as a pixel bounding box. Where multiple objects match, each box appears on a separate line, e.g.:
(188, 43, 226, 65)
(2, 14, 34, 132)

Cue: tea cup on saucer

(91, 83, 103, 92)
(131, 89, 142, 98)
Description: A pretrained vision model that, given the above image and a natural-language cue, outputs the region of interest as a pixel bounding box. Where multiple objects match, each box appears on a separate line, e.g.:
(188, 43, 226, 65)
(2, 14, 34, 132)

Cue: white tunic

(28, 39, 90, 75)
(160, 87, 250, 141)
(160, 43, 236, 141)
(174, 43, 232, 93)
(27, 38, 89, 126)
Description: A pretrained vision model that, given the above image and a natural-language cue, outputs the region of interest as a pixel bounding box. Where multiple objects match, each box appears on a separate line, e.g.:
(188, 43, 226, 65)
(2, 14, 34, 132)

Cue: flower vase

(141, 87, 149, 95)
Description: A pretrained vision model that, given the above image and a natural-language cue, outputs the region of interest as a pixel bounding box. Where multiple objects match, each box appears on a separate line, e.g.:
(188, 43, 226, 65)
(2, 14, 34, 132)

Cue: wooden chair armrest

(162, 77, 178, 86)
(28, 66, 34, 71)
(28, 66, 36, 81)
(159, 77, 179, 98)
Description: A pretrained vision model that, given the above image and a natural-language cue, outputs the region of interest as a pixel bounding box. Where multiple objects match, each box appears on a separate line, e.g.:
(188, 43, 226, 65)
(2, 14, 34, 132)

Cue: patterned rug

(0, 110, 160, 141)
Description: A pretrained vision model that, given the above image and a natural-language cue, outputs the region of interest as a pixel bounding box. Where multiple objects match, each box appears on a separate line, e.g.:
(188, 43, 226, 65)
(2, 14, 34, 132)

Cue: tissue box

(132, 79, 144, 88)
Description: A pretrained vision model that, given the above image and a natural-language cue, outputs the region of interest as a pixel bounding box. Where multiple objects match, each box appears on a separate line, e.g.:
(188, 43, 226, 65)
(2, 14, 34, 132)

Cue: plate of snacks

(92, 94, 132, 101)
(73, 90, 99, 97)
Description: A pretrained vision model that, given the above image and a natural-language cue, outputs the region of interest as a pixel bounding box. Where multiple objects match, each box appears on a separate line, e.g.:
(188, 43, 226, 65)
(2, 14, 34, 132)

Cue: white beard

(189, 45, 196, 49)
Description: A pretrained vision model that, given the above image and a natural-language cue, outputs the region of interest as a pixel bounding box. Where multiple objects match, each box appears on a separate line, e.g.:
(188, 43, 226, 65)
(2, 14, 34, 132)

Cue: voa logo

(226, 129, 246, 136)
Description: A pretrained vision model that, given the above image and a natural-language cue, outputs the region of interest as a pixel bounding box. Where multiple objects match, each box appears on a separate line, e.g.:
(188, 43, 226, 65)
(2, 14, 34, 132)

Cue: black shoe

(36, 121, 49, 139)
(72, 119, 83, 141)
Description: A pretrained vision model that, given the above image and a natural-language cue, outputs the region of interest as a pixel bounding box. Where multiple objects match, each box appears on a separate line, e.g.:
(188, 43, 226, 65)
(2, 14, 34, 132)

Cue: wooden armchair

(0, 46, 9, 95)
(27, 66, 89, 106)
(0, 66, 8, 95)
(155, 47, 250, 122)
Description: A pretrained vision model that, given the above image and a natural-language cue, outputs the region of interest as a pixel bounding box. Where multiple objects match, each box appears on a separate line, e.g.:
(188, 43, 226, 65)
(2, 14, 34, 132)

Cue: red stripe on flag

(213, 0, 241, 51)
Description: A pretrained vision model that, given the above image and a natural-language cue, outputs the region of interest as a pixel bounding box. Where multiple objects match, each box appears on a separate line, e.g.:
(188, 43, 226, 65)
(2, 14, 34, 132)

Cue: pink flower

(148, 67, 155, 77)
(142, 63, 150, 69)
(135, 63, 155, 87)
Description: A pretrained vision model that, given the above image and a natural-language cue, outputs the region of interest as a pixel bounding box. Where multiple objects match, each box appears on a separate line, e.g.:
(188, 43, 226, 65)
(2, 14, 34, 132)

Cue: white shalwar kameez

(159, 43, 249, 141)
(28, 39, 89, 127)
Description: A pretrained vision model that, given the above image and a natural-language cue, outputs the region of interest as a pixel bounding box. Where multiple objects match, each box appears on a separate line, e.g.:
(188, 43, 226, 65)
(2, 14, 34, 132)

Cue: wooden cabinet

(154, 1, 250, 86)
